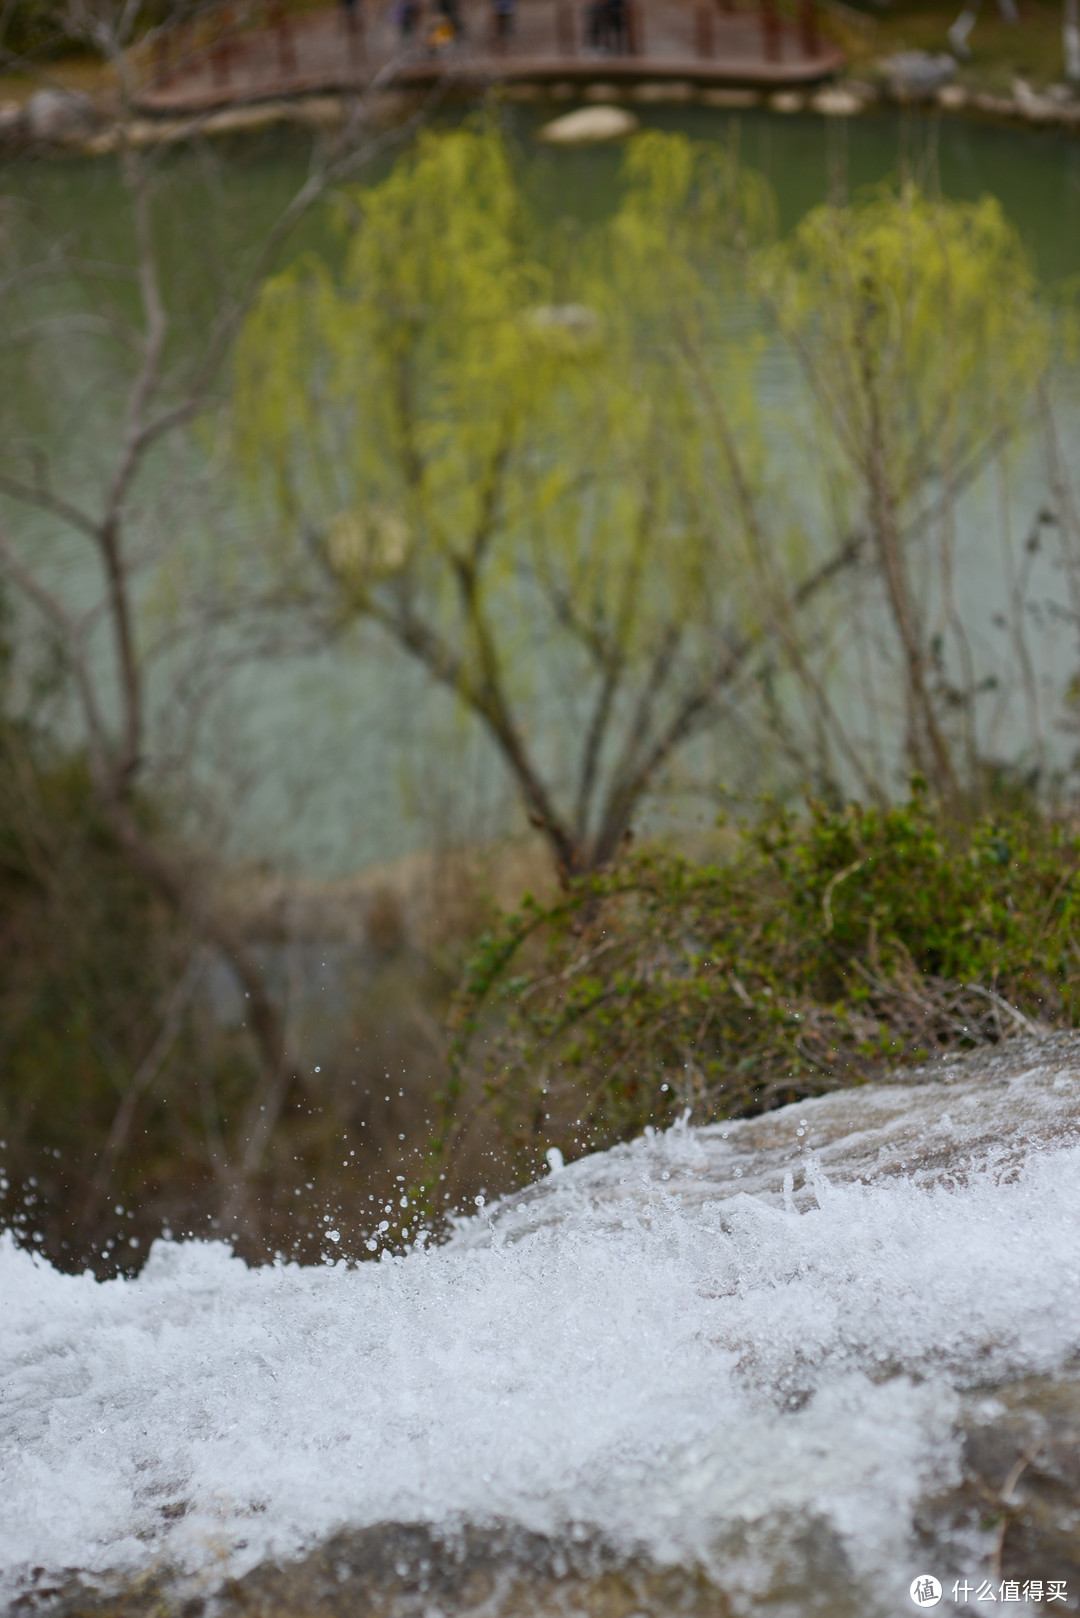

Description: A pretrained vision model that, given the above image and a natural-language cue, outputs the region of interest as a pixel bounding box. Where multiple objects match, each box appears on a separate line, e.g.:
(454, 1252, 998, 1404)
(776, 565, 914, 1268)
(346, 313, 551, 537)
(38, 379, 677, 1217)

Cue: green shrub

(445, 791, 1080, 1179)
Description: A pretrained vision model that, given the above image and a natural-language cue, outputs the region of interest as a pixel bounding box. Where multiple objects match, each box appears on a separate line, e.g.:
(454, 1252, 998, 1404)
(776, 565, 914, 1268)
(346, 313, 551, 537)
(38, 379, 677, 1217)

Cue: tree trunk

(1066, 0, 1080, 83)
(100, 786, 299, 1234)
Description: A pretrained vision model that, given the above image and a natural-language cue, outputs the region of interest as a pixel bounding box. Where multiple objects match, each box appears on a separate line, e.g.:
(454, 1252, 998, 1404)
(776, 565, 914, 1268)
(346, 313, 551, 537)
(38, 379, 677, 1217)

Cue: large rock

(880, 50, 956, 102)
(810, 85, 866, 116)
(4, 1039, 1080, 1618)
(455, 1032, 1080, 1246)
(537, 104, 639, 143)
(23, 89, 100, 144)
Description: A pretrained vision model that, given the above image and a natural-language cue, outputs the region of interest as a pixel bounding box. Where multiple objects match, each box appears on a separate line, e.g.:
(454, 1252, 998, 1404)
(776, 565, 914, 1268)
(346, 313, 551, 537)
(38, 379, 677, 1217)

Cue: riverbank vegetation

(439, 789, 1080, 1194)
(230, 122, 1080, 1222)
(4, 105, 1080, 1266)
(843, 0, 1078, 95)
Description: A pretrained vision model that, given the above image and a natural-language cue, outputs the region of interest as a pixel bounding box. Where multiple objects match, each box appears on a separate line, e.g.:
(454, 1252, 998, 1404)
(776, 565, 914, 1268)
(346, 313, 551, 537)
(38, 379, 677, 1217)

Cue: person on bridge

(438, 0, 464, 36)
(394, 0, 420, 38)
(493, 0, 515, 46)
(606, 0, 628, 53)
(588, 0, 627, 52)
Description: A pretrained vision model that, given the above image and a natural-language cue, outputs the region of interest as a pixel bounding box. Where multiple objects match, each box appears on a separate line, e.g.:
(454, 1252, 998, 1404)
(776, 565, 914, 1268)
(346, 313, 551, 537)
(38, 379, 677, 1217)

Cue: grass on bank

(439, 788, 1080, 1190)
(840, 0, 1074, 92)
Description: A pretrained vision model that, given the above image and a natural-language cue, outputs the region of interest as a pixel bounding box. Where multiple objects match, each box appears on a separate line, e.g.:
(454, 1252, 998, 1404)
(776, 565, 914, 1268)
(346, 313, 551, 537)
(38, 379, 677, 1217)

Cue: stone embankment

(4, 54, 1080, 158)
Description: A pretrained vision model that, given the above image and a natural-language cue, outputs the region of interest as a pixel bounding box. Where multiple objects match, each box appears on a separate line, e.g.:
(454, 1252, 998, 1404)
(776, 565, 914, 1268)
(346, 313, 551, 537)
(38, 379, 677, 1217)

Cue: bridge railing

(544, 0, 822, 62)
(136, 0, 317, 92)
(136, 0, 826, 96)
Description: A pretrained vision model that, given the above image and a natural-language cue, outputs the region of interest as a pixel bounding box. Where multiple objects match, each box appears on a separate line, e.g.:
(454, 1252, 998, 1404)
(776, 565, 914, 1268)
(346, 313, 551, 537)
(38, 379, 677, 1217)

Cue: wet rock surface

(223, 1523, 730, 1618)
(12, 1528, 734, 1618)
(919, 1375, 1080, 1601)
(16, 1426, 1080, 1618)
(456, 1033, 1080, 1249)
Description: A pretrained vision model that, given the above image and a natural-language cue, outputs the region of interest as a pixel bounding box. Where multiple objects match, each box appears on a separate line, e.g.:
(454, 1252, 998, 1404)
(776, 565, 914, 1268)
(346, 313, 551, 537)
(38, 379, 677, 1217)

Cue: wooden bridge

(135, 0, 843, 113)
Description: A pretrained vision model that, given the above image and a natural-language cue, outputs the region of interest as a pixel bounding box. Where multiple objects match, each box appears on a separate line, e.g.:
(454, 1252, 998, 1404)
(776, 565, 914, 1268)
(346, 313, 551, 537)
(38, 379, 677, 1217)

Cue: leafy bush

(444, 791, 1080, 1179)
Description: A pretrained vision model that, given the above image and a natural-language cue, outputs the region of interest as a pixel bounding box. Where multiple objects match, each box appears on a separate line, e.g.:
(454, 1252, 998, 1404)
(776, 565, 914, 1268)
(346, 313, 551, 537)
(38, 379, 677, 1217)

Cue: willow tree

(233, 127, 794, 877)
(760, 188, 1048, 806)
(233, 127, 1049, 877)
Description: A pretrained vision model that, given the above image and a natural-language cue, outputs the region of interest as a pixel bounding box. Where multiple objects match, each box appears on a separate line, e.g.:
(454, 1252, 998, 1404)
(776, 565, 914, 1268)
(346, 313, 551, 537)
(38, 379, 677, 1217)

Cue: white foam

(3, 1130, 1080, 1608)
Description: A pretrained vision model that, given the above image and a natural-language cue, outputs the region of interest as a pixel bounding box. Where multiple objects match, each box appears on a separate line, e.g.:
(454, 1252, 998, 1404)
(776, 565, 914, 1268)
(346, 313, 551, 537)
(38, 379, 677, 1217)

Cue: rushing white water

(2, 1059, 1080, 1614)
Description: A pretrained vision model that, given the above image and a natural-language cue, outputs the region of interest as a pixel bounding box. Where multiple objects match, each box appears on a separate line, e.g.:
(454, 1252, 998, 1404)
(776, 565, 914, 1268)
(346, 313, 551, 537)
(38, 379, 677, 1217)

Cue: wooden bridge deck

(136, 0, 843, 114)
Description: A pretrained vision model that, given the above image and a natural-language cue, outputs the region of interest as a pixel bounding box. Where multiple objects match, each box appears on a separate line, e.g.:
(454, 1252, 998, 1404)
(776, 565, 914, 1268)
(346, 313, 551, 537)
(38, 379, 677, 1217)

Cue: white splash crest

(2, 1061, 1080, 1611)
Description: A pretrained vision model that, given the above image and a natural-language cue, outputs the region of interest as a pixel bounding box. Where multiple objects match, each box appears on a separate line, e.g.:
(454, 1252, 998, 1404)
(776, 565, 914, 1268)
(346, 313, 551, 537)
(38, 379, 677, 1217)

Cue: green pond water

(3, 103, 1079, 874)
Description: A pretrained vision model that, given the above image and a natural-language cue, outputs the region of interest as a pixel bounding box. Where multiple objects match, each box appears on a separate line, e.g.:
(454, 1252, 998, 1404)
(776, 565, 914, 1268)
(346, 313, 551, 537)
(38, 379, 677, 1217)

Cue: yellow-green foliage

(234, 130, 555, 600)
(232, 127, 793, 868)
(234, 125, 767, 650)
(234, 122, 1044, 616)
(761, 186, 1046, 513)
(232, 127, 1051, 866)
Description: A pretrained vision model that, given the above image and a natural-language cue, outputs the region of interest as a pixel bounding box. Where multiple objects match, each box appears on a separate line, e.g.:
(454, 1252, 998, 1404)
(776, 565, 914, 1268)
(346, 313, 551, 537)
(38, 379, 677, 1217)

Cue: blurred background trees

(0, 0, 439, 1267)
(2, 80, 1080, 1264)
(233, 129, 782, 876)
(233, 125, 1051, 862)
